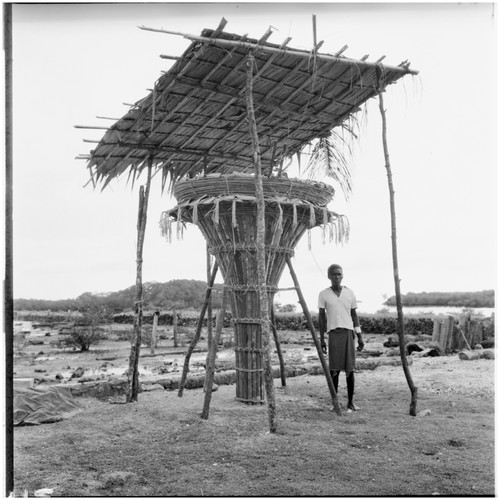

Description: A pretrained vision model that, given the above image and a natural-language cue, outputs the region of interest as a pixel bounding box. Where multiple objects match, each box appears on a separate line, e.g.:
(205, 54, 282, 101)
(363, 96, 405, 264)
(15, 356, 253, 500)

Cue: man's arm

(319, 308, 327, 354)
(351, 308, 364, 351)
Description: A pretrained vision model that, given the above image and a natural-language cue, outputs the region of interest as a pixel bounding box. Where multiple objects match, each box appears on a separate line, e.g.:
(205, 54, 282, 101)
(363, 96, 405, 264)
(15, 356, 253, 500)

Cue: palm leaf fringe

(158, 199, 350, 246)
(304, 120, 359, 201)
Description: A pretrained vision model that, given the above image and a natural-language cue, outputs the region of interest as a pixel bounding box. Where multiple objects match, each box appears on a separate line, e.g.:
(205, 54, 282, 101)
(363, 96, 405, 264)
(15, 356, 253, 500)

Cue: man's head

(327, 264, 343, 284)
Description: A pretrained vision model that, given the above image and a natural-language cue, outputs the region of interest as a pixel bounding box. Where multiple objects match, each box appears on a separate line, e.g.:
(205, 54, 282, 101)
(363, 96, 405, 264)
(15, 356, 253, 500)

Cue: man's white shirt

(318, 286, 357, 332)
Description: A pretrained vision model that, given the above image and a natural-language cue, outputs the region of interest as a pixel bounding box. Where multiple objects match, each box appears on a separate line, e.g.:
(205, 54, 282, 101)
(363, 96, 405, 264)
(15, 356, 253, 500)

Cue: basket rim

(173, 174, 335, 205)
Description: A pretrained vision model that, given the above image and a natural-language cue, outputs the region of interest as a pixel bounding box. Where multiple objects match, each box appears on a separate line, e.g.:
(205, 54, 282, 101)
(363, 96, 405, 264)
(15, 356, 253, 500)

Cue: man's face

(329, 268, 343, 285)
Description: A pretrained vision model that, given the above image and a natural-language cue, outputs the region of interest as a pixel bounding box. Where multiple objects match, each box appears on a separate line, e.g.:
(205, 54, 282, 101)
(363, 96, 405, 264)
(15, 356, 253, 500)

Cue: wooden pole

(138, 25, 419, 76)
(377, 82, 418, 416)
(270, 306, 287, 387)
(204, 244, 213, 390)
(151, 310, 159, 355)
(286, 256, 342, 416)
(246, 53, 277, 433)
(201, 287, 228, 419)
(4, 4, 14, 495)
(126, 161, 153, 403)
(178, 261, 219, 397)
(173, 307, 179, 347)
(312, 14, 318, 49)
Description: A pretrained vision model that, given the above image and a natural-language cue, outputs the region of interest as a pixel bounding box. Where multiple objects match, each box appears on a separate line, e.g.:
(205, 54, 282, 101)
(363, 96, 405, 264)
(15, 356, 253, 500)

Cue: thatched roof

(78, 19, 417, 190)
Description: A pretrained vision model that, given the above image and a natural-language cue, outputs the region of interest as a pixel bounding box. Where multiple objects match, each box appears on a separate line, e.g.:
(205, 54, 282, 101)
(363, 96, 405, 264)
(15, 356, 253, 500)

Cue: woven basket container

(170, 175, 336, 404)
(174, 173, 335, 206)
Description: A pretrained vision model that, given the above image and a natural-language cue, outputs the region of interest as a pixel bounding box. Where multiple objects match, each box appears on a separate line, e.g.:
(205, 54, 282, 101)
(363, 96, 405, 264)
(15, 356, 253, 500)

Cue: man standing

(318, 264, 364, 412)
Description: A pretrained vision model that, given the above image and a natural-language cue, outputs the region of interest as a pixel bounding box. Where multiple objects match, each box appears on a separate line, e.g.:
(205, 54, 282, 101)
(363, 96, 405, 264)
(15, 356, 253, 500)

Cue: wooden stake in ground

(204, 245, 213, 391)
(151, 310, 159, 355)
(178, 261, 219, 397)
(201, 287, 228, 419)
(173, 307, 179, 348)
(270, 306, 287, 387)
(246, 53, 277, 433)
(286, 256, 342, 416)
(127, 161, 153, 403)
(377, 80, 418, 416)
(206, 244, 214, 345)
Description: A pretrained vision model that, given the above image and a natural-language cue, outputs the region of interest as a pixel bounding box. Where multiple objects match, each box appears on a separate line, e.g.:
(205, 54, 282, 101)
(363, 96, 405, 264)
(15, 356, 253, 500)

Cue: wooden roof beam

(159, 54, 181, 60)
(138, 26, 419, 76)
(335, 45, 349, 57)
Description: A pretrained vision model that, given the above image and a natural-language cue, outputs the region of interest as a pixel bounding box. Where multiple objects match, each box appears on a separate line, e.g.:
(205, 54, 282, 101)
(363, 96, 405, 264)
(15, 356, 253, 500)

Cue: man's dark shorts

(328, 328, 356, 374)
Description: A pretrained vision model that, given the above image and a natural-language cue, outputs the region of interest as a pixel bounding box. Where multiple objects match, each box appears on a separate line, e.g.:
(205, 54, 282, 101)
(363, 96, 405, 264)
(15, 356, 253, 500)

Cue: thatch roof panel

(82, 23, 416, 187)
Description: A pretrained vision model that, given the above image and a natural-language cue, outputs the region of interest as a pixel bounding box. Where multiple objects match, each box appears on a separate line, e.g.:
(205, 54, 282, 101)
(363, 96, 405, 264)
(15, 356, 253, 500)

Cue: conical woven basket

(163, 175, 342, 403)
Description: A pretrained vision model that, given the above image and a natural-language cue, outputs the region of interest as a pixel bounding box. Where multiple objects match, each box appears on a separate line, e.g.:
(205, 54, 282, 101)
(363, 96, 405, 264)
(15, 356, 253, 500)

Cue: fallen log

(458, 349, 494, 361)
(357, 349, 384, 358)
(413, 347, 441, 357)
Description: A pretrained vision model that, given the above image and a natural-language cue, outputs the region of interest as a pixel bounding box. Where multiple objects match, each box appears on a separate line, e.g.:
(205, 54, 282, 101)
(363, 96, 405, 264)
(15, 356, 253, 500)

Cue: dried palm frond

(303, 117, 360, 201)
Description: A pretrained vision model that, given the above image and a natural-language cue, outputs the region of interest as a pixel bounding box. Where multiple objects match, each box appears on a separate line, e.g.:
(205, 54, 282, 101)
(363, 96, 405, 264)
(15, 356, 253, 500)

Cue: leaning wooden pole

(286, 256, 342, 416)
(201, 287, 228, 420)
(246, 53, 277, 433)
(127, 161, 153, 402)
(204, 244, 213, 391)
(377, 82, 418, 416)
(178, 261, 219, 397)
(270, 306, 287, 387)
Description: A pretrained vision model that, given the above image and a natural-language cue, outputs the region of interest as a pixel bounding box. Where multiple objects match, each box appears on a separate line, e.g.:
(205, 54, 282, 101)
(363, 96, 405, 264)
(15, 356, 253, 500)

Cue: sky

(9, 2, 498, 313)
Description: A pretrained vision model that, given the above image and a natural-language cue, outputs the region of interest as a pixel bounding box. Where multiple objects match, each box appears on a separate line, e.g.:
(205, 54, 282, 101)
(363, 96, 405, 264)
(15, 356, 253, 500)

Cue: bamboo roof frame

(78, 18, 418, 190)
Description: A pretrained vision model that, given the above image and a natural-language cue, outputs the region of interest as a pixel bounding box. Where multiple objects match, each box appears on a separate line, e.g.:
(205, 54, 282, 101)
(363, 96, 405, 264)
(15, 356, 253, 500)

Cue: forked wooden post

(286, 256, 342, 416)
(126, 161, 152, 403)
(178, 261, 219, 397)
(201, 287, 228, 419)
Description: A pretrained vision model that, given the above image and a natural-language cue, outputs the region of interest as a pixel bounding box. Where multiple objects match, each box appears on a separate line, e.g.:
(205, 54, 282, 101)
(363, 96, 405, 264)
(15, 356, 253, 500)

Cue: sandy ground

(13, 347, 495, 496)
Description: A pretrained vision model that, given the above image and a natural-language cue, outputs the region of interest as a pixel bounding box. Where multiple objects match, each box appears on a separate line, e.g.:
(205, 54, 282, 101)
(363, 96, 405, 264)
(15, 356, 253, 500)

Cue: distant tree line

(14, 279, 225, 313)
(384, 290, 494, 308)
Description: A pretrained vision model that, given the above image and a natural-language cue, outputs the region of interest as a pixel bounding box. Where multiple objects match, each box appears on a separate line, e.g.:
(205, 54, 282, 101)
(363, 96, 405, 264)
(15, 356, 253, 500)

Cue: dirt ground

(13, 325, 340, 385)
(13, 327, 495, 497)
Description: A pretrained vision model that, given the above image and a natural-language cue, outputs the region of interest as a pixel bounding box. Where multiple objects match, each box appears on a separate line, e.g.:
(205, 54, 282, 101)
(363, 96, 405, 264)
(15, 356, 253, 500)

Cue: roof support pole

(377, 76, 418, 416)
(126, 158, 153, 403)
(246, 52, 277, 433)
